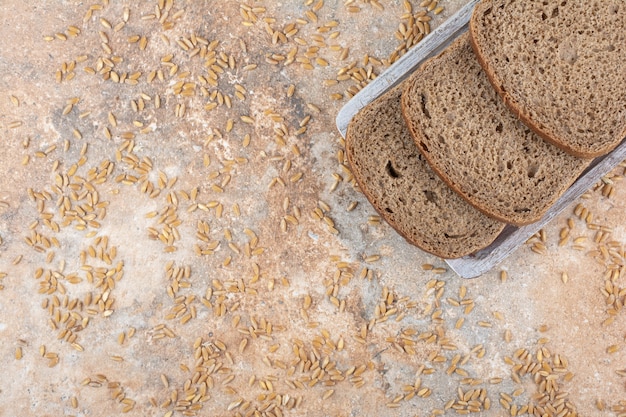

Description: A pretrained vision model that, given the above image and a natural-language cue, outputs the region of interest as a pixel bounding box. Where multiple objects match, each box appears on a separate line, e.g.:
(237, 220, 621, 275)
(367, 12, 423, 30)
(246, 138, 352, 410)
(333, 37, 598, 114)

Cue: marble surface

(0, 1, 624, 416)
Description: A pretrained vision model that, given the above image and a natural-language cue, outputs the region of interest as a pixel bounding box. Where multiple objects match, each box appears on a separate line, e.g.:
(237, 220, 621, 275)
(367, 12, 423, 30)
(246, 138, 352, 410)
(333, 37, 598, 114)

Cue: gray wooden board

(335, 0, 626, 278)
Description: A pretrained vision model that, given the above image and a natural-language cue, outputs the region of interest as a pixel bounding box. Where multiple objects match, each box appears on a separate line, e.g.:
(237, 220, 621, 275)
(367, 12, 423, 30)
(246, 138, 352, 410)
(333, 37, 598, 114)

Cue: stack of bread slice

(345, 0, 625, 259)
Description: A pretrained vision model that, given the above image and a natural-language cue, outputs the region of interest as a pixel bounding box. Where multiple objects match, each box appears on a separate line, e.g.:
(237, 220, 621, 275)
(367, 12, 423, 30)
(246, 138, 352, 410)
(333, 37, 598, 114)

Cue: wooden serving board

(335, 0, 626, 278)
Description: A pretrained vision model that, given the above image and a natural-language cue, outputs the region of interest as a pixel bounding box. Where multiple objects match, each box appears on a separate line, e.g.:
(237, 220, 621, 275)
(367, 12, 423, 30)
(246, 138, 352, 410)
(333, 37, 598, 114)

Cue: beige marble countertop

(0, 1, 624, 416)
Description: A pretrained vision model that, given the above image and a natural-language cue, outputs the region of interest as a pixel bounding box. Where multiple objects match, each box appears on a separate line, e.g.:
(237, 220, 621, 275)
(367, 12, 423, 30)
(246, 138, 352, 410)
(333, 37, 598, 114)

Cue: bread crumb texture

(470, 0, 626, 157)
(402, 33, 589, 225)
(346, 85, 504, 258)
(0, 1, 625, 417)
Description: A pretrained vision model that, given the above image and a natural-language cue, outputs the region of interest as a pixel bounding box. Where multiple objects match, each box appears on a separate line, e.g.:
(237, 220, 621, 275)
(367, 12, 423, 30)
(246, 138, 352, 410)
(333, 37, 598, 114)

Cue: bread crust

(469, 0, 626, 158)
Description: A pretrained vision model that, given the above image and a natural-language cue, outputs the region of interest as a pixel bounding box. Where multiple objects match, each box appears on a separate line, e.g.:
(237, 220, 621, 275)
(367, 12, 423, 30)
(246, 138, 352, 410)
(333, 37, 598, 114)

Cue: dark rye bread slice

(345, 85, 505, 259)
(470, 0, 626, 158)
(401, 33, 591, 226)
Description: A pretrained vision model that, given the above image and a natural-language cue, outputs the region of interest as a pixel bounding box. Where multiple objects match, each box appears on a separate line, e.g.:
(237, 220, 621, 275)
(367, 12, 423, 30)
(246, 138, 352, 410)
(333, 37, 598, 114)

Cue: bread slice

(401, 33, 590, 226)
(470, 0, 626, 158)
(345, 84, 505, 259)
